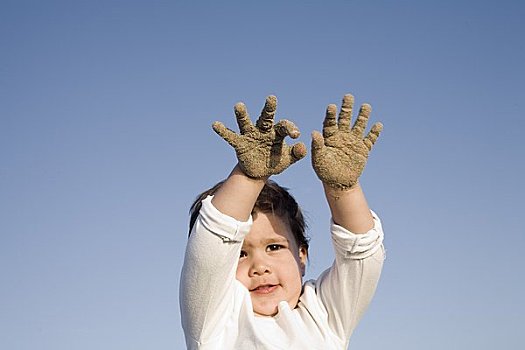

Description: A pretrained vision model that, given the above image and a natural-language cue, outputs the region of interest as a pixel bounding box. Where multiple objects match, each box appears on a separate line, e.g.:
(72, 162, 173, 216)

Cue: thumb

(311, 131, 325, 152)
(212, 121, 238, 147)
(290, 142, 307, 161)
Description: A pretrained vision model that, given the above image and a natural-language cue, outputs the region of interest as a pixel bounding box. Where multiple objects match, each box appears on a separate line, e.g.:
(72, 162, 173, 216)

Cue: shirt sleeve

(179, 195, 252, 345)
(315, 210, 385, 342)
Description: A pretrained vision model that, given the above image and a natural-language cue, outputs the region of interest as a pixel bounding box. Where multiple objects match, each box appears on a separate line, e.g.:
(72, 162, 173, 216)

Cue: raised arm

(181, 96, 306, 345)
(211, 95, 306, 220)
(311, 94, 383, 233)
(309, 93, 384, 342)
(323, 183, 373, 233)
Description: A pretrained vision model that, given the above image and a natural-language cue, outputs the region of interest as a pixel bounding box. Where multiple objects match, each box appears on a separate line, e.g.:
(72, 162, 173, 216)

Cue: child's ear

(299, 246, 308, 276)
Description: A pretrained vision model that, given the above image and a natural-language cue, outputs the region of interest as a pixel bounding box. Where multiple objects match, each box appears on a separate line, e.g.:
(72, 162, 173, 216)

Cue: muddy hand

(213, 95, 306, 178)
(311, 94, 383, 190)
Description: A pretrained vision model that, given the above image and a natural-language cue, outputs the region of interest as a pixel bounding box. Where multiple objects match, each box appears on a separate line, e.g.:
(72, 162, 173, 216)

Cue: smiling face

(236, 211, 307, 317)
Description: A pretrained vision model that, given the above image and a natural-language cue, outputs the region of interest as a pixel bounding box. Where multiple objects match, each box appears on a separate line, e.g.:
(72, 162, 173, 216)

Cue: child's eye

(267, 244, 284, 252)
(239, 250, 247, 259)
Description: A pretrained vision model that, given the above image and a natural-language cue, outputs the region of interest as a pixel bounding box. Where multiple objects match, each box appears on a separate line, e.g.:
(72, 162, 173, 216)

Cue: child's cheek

(235, 262, 250, 288)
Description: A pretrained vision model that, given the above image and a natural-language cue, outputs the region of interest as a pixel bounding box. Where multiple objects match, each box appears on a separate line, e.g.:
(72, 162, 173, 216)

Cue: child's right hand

(213, 95, 307, 178)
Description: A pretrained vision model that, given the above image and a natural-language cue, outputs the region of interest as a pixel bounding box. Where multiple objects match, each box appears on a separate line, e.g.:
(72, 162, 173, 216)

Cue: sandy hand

(311, 94, 383, 190)
(213, 95, 307, 178)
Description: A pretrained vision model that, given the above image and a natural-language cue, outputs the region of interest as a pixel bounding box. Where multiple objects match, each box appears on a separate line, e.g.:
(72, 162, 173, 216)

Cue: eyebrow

(243, 237, 289, 248)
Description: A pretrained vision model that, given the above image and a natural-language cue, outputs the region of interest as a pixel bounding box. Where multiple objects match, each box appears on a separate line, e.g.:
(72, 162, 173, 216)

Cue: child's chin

(253, 304, 279, 317)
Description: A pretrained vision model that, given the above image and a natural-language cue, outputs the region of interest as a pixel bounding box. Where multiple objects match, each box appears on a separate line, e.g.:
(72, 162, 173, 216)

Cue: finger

(291, 142, 307, 161)
(234, 102, 256, 134)
(275, 119, 300, 139)
(338, 94, 354, 130)
(255, 95, 277, 132)
(323, 104, 338, 138)
(363, 122, 383, 151)
(212, 121, 239, 147)
(311, 130, 325, 152)
(351, 103, 372, 137)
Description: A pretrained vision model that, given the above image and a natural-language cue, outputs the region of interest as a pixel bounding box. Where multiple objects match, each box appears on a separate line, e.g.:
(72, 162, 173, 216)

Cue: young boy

(180, 94, 385, 349)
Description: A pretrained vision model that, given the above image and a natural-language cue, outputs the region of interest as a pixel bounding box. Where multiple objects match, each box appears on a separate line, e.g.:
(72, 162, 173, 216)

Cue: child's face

(236, 211, 307, 317)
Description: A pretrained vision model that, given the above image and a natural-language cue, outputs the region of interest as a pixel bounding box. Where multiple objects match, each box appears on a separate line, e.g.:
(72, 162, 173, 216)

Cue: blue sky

(1, 0, 524, 349)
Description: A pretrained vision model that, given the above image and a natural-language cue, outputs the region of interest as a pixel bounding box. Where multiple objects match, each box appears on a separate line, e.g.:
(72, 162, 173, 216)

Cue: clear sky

(1, 0, 524, 349)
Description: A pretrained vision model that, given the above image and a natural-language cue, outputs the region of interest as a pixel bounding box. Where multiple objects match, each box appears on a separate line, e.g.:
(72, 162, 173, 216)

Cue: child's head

(189, 180, 309, 250)
(189, 180, 310, 316)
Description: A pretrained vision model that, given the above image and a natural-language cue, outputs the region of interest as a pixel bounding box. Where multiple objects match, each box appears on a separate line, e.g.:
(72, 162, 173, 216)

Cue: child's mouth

(251, 284, 278, 294)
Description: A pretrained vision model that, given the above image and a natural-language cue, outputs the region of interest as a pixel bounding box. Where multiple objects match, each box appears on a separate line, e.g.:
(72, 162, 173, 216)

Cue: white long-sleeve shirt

(180, 196, 384, 349)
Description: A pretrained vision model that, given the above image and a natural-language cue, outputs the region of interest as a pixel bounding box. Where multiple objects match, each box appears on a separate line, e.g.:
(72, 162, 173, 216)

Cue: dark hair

(188, 180, 309, 253)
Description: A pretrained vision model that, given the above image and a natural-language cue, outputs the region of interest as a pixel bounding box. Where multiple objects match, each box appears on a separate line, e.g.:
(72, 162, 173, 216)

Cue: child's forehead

(245, 211, 294, 246)
(253, 210, 291, 227)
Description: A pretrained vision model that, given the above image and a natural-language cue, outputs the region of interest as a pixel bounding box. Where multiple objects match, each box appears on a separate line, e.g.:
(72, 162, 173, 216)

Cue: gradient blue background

(2, 0, 524, 349)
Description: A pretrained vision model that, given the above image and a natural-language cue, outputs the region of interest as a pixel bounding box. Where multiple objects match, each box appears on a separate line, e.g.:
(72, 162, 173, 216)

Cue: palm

(312, 94, 383, 190)
(213, 96, 306, 178)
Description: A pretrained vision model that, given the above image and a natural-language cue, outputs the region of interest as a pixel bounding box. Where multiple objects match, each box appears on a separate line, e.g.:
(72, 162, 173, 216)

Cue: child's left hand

(311, 94, 383, 190)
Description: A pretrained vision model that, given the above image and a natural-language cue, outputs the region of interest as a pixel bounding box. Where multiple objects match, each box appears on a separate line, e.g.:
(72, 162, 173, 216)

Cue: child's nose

(250, 264, 271, 276)
(249, 255, 271, 276)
